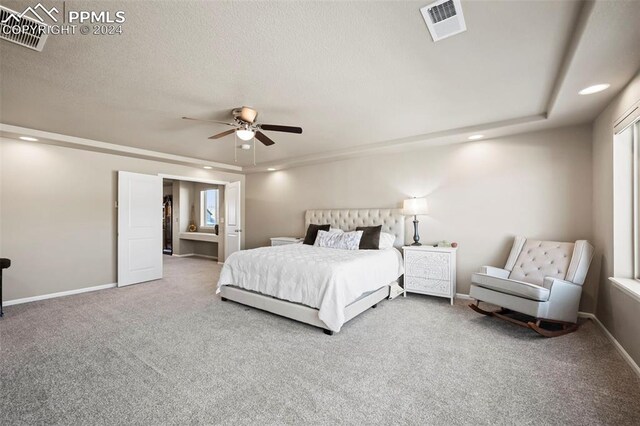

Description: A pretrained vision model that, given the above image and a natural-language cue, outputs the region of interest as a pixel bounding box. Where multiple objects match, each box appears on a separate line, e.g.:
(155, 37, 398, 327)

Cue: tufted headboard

(305, 209, 405, 248)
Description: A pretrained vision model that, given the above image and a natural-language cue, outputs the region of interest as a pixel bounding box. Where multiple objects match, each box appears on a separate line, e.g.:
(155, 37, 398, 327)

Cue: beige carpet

(1, 256, 639, 425)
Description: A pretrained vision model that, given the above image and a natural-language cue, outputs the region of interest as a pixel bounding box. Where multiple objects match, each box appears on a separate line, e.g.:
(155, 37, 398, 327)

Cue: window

(613, 113, 640, 281)
(200, 189, 219, 228)
(634, 120, 640, 279)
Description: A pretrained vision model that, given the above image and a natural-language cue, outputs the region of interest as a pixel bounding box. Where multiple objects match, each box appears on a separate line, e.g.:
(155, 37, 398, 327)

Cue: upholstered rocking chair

(469, 236, 594, 337)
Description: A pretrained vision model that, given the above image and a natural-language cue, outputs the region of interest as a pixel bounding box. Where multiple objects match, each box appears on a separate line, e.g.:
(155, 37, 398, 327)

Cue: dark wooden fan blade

(182, 117, 236, 127)
(260, 124, 303, 134)
(208, 129, 236, 140)
(255, 131, 276, 146)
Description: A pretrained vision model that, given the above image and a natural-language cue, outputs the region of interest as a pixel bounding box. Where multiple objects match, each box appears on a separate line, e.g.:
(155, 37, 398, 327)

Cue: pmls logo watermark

(1, 3, 59, 22)
(1, 2, 126, 36)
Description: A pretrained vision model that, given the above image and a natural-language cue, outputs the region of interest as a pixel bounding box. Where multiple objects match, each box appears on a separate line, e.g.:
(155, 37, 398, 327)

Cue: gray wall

(246, 125, 595, 306)
(592, 71, 640, 365)
(0, 138, 244, 301)
(176, 180, 197, 256)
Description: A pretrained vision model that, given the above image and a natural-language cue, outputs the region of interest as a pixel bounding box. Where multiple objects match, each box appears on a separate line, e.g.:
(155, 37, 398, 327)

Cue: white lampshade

(403, 197, 429, 216)
(236, 129, 255, 141)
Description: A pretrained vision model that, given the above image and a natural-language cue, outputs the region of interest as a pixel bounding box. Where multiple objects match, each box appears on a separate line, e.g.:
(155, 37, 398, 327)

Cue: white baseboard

(455, 293, 474, 300)
(3, 283, 116, 307)
(578, 311, 640, 379)
(172, 253, 218, 260)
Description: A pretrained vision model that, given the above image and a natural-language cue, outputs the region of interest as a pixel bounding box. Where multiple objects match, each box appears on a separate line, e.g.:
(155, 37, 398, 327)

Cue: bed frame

(219, 208, 405, 335)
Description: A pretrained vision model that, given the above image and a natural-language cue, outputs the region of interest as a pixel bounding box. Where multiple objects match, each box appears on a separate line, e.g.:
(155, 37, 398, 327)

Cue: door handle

(234, 229, 242, 233)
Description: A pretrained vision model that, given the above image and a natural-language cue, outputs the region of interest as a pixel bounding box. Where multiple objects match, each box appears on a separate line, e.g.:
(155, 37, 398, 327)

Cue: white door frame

(158, 174, 230, 186)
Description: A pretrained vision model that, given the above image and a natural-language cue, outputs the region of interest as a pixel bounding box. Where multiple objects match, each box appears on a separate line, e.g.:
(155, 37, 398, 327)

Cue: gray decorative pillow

(315, 230, 363, 250)
(356, 225, 382, 250)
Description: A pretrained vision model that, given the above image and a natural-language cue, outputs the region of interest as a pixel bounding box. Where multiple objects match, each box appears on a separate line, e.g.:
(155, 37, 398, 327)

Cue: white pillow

(378, 232, 396, 249)
(314, 228, 344, 246)
(316, 230, 363, 250)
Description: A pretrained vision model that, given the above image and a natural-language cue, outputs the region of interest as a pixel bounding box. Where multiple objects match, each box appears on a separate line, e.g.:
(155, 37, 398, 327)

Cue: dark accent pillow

(303, 224, 331, 245)
(356, 225, 382, 250)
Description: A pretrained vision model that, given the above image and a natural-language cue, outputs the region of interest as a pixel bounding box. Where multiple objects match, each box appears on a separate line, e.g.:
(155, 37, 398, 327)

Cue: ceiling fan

(182, 106, 302, 146)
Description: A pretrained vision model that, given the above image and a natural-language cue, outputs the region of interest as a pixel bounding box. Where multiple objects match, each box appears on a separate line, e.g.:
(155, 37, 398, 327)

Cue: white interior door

(118, 171, 163, 287)
(225, 181, 242, 260)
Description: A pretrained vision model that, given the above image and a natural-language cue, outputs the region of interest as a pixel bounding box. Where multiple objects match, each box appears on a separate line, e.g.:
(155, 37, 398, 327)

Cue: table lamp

(403, 197, 429, 246)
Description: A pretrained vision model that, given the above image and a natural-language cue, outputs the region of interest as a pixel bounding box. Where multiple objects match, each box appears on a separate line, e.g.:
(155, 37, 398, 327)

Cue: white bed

(217, 208, 405, 334)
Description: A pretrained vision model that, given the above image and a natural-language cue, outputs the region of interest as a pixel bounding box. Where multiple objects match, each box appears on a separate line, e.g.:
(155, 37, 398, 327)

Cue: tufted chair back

(503, 236, 594, 287)
(305, 209, 405, 248)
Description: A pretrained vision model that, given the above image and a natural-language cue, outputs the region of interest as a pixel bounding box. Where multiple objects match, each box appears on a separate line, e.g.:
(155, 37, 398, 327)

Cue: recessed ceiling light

(468, 134, 484, 140)
(579, 84, 610, 95)
(19, 136, 38, 141)
(203, 166, 212, 170)
(267, 168, 276, 171)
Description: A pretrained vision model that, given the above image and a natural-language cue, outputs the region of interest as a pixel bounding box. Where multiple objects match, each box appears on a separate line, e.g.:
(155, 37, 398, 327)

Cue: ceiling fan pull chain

(234, 132, 237, 163)
(253, 135, 256, 166)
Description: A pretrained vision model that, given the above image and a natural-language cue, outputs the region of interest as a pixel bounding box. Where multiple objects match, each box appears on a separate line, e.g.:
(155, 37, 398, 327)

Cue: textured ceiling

(0, 0, 639, 168)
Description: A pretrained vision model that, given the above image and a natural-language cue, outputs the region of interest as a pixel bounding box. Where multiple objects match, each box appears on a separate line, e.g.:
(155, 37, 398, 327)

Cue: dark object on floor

(323, 329, 334, 336)
(0, 258, 11, 317)
(221, 297, 227, 301)
(469, 300, 579, 337)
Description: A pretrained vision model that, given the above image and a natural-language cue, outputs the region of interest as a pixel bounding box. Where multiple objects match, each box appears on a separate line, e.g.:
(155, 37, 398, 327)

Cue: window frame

(634, 120, 640, 280)
(199, 188, 219, 229)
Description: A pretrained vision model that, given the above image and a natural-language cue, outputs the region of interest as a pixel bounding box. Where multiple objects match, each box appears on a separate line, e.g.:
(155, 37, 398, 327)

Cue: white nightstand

(270, 237, 302, 246)
(402, 246, 457, 305)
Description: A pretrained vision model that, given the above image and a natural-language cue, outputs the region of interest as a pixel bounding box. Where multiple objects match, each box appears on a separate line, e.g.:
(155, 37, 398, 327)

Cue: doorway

(163, 187, 173, 255)
(117, 172, 242, 288)
(162, 177, 224, 262)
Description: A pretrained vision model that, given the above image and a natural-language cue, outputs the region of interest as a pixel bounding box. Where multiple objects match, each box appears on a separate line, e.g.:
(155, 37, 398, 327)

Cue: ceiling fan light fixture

(236, 129, 255, 141)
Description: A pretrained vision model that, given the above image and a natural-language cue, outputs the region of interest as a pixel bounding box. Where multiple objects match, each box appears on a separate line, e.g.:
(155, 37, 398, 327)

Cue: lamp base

(412, 218, 421, 246)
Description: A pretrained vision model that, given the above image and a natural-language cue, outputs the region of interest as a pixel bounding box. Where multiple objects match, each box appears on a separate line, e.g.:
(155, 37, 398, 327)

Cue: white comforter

(217, 243, 404, 332)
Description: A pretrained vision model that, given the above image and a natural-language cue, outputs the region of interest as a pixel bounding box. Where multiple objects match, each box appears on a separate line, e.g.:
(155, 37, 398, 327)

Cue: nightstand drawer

(402, 246, 457, 305)
(404, 276, 451, 297)
(270, 237, 302, 246)
(404, 251, 450, 280)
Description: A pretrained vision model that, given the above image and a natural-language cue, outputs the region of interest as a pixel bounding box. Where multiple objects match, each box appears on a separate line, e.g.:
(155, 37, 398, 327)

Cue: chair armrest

(479, 266, 510, 279)
(543, 276, 581, 290)
(544, 277, 583, 323)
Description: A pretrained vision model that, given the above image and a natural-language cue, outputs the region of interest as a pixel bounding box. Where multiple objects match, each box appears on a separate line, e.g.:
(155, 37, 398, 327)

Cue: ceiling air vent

(0, 5, 48, 51)
(420, 0, 467, 42)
